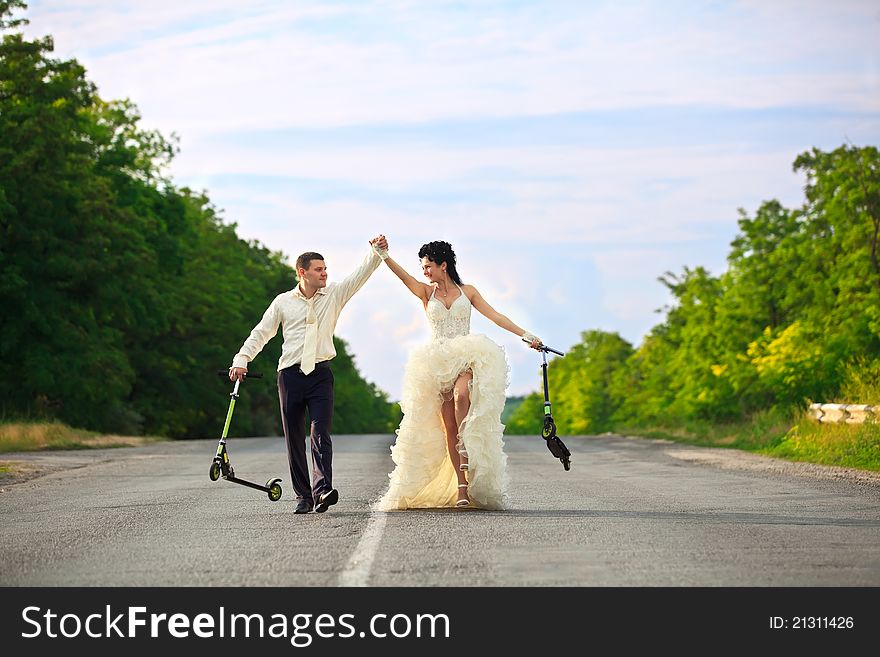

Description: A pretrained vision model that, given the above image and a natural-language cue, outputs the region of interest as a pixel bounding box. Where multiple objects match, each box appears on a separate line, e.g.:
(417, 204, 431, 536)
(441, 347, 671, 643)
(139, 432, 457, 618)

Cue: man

(229, 235, 389, 514)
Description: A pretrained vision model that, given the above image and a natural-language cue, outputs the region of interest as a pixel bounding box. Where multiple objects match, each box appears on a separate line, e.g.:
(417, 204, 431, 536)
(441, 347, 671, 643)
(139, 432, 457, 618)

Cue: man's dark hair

(296, 252, 324, 271)
(418, 240, 463, 285)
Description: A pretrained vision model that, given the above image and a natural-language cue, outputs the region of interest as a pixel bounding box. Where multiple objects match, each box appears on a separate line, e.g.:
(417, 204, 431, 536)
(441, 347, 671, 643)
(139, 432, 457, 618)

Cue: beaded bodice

(426, 285, 471, 340)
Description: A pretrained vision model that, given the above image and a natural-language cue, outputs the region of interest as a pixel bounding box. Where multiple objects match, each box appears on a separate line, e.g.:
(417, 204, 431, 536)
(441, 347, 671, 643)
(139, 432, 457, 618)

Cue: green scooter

(208, 371, 283, 501)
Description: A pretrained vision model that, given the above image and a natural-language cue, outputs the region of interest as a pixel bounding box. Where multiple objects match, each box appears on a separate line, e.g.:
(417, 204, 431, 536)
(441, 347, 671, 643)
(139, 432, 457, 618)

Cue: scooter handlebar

(217, 370, 264, 378)
(521, 338, 564, 356)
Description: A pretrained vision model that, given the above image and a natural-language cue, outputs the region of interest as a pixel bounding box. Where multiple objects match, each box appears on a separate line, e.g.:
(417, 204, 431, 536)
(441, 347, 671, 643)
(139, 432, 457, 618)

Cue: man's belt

(287, 360, 331, 373)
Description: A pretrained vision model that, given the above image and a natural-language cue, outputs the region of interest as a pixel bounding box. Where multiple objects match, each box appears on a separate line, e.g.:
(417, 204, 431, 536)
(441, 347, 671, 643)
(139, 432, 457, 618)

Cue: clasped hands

(370, 234, 389, 257)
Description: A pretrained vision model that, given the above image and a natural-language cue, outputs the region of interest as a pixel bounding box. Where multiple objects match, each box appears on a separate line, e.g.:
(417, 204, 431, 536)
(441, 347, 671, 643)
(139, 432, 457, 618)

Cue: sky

(21, 0, 880, 400)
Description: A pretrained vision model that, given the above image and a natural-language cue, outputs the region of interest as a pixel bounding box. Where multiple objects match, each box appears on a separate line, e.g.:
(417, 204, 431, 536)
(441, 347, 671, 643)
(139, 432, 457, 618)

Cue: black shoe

(294, 499, 313, 514)
(314, 488, 339, 513)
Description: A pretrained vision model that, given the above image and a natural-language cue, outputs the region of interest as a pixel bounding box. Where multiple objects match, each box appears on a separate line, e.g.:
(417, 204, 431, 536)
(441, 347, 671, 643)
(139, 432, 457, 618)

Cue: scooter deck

(224, 474, 273, 493)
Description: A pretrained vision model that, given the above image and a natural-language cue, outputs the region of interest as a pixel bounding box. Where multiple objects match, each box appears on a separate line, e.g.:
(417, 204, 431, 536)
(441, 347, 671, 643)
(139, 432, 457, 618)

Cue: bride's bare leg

(453, 371, 473, 471)
(440, 396, 468, 504)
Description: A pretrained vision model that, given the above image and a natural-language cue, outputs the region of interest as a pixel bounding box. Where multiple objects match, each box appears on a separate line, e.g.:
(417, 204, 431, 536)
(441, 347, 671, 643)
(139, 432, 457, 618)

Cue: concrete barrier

(809, 403, 876, 424)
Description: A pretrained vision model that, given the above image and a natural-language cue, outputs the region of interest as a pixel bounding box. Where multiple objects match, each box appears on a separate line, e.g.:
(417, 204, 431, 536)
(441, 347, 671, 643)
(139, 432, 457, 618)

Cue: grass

(618, 408, 792, 451)
(0, 420, 166, 453)
(764, 416, 880, 471)
(618, 406, 880, 472)
(0, 421, 168, 486)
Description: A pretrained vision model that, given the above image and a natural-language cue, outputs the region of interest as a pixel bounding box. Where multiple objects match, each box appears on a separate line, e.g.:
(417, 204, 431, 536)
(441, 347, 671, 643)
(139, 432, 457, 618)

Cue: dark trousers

(277, 363, 334, 502)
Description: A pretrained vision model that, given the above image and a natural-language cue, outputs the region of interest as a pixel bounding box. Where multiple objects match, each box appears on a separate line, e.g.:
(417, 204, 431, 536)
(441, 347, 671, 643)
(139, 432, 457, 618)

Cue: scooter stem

(221, 381, 240, 440)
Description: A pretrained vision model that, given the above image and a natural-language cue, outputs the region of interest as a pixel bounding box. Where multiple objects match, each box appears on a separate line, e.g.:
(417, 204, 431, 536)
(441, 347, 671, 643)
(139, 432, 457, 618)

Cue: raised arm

(333, 244, 384, 307)
(466, 285, 542, 348)
(380, 254, 432, 307)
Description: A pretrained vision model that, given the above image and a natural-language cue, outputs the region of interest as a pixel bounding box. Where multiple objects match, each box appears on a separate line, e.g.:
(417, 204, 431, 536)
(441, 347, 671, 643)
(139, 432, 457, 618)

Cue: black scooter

(208, 371, 283, 501)
(523, 339, 572, 471)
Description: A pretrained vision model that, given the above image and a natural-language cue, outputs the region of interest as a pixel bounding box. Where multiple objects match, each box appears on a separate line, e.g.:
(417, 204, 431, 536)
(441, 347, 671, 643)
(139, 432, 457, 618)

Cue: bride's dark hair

(418, 240, 463, 285)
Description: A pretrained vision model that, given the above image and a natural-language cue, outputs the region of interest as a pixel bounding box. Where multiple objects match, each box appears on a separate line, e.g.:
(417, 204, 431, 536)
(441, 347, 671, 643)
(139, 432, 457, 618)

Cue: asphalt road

(1, 434, 878, 587)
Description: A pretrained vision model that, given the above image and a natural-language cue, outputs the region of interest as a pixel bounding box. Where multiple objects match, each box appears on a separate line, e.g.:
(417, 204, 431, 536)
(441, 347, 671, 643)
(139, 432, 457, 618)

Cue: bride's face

(420, 257, 446, 282)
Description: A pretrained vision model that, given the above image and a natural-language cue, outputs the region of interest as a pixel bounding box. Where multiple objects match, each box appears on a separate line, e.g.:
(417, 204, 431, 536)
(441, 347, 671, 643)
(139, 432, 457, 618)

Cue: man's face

(299, 260, 327, 288)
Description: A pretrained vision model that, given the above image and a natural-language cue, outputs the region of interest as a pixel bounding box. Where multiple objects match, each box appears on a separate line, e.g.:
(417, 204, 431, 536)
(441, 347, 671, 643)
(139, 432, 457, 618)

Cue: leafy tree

(1, 8, 133, 428)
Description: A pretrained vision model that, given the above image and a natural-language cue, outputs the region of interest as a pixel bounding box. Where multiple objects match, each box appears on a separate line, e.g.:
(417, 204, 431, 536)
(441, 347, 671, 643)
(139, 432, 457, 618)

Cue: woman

(373, 238, 542, 510)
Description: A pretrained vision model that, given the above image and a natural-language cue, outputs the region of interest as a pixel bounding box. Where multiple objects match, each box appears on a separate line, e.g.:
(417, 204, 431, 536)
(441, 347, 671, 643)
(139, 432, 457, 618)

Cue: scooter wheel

(209, 461, 221, 481)
(267, 478, 283, 502)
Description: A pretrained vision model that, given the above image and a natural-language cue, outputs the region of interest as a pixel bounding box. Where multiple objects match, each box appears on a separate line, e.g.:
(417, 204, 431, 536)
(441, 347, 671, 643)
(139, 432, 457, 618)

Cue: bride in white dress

(372, 238, 543, 510)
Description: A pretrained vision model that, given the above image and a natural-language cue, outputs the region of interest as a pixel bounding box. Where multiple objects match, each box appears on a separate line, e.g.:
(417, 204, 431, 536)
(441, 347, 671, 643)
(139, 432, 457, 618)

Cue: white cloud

(24, 0, 880, 142)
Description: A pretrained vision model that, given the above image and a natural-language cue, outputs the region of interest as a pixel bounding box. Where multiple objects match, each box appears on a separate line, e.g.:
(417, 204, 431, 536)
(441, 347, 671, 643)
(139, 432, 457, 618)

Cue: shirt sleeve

(231, 297, 282, 369)
(332, 248, 383, 307)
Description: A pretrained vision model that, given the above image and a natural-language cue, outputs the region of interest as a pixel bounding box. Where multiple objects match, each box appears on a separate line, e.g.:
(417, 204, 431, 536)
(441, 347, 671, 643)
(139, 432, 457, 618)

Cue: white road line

(338, 508, 387, 586)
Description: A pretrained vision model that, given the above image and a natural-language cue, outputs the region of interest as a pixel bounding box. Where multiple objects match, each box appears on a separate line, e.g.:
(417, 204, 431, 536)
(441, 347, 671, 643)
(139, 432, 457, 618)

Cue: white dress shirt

(231, 248, 384, 372)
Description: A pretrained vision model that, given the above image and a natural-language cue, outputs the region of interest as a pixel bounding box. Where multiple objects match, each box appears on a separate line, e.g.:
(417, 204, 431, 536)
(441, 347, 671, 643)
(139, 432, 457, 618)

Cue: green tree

(0, 10, 134, 428)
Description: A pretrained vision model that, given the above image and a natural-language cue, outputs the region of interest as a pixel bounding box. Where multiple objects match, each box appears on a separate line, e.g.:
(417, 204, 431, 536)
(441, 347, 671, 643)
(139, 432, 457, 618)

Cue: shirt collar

(293, 284, 327, 300)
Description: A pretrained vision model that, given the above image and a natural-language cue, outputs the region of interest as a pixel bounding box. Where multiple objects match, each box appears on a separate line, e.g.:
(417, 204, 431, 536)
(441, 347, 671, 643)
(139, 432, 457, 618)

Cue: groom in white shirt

(229, 235, 389, 514)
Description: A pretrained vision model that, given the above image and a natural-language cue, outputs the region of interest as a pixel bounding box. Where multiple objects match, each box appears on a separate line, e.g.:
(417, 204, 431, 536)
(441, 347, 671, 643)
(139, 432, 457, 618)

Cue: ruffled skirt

(375, 333, 511, 510)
